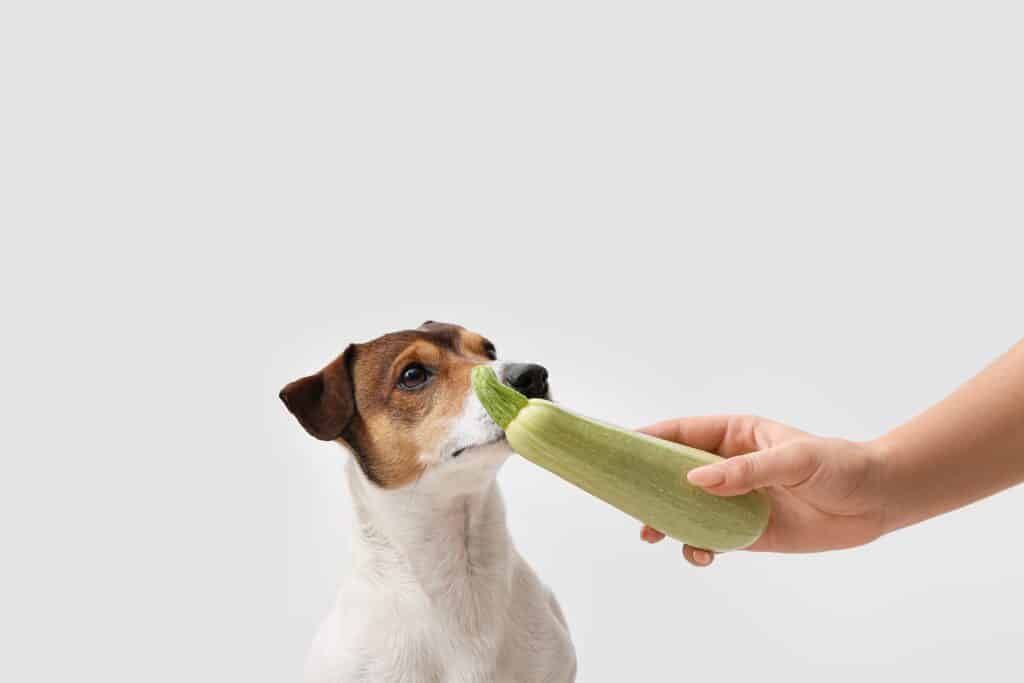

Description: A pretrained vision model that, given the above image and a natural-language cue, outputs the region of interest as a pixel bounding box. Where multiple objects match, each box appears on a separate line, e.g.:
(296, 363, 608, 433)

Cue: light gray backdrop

(3, 1, 1022, 681)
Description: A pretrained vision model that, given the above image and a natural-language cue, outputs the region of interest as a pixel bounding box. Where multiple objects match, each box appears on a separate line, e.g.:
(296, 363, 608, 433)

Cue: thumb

(686, 442, 818, 496)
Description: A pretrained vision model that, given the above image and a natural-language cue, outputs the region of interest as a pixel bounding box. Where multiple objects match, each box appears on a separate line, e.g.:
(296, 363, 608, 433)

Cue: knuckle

(733, 413, 762, 437)
(731, 454, 758, 485)
(725, 414, 767, 453)
(786, 440, 824, 485)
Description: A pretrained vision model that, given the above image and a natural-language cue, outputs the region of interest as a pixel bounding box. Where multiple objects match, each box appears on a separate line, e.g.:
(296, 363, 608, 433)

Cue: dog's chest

(308, 473, 575, 682)
(310, 569, 573, 683)
(337, 580, 509, 681)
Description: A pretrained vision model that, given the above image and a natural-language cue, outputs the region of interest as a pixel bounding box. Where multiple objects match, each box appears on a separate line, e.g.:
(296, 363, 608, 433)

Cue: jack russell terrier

(281, 321, 577, 682)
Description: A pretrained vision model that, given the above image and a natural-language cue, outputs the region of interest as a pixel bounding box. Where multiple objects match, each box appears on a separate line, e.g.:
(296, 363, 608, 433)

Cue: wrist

(868, 433, 906, 535)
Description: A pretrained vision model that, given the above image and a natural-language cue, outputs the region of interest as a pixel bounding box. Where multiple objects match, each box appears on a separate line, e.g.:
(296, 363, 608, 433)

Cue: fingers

(641, 526, 715, 566)
(639, 415, 738, 453)
(687, 441, 819, 496)
(639, 415, 804, 457)
(683, 545, 715, 567)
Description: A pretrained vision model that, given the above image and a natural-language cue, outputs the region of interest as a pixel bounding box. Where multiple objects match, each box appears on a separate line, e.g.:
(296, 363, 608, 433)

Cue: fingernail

(641, 527, 657, 543)
(688, 466, 725, 487)
(693, 550, 712, 565)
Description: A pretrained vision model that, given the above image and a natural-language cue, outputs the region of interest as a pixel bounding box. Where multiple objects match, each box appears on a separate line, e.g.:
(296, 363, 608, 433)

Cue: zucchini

(473, 366, 769, 551)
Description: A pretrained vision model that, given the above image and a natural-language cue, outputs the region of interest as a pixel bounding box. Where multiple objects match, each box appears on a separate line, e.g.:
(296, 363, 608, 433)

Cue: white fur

(304, 362, 576, 683)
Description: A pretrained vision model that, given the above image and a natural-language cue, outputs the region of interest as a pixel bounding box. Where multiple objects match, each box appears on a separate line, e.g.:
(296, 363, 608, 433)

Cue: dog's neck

(344, 456, 515, 607)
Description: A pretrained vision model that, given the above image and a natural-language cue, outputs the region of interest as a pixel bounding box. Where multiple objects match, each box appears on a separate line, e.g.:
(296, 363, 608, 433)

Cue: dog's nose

(504, 363, 549, 399)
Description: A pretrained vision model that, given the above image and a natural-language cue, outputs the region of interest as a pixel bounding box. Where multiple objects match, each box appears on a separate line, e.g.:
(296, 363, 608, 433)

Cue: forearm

(876, 339, 1024, 533)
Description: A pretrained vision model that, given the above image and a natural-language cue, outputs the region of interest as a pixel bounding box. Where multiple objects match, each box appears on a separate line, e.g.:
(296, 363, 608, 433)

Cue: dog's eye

(482, 341, 497, 360)
(397, 363, 431, 390)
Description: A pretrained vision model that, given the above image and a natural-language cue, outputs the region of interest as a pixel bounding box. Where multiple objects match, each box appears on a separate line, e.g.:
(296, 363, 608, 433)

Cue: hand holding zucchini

(473, 366, 770, 552)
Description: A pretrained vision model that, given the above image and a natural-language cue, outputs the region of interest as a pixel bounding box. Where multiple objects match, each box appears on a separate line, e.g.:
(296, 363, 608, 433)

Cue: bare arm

(640, 339, 1024, 566)
(878, 339, 1024, 532)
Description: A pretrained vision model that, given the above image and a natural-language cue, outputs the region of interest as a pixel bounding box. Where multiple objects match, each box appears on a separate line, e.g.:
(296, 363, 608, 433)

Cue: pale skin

(640, 339, 1024, 567)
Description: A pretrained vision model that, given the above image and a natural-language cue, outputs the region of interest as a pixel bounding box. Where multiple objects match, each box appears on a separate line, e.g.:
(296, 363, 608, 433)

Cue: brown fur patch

(333, 323, 496, 488)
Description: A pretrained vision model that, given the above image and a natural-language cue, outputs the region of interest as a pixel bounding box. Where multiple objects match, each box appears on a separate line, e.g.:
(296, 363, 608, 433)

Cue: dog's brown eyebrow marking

(387, 341, 443, 377)
(419, 322, 496, 357)
(419, 326, 460, 352)
(424, 324, 497, 361)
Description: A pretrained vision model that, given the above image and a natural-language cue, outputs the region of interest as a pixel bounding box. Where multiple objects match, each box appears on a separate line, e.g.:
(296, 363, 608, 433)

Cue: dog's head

(280, 321, 549, 490)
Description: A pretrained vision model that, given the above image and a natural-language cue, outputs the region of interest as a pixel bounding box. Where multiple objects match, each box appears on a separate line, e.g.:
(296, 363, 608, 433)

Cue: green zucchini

(473, 365, 769, 551)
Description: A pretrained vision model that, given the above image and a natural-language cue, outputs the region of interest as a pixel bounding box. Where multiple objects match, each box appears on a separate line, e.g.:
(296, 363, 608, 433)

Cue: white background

(3, 1, 1023, 681)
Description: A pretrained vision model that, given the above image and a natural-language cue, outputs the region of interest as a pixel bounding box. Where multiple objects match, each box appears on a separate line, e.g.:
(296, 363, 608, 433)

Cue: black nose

(504, 363, 549, 399)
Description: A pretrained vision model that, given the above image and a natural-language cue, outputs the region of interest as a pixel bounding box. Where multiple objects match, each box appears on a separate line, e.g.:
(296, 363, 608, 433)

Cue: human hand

(637, 415, 888, 567)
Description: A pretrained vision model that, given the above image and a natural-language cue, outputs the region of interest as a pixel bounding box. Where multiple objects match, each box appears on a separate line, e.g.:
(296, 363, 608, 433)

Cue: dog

(281, 321, 577, 682)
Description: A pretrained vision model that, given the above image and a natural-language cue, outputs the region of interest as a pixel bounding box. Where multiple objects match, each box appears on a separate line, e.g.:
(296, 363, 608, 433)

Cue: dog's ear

(279, 345, 356, 441)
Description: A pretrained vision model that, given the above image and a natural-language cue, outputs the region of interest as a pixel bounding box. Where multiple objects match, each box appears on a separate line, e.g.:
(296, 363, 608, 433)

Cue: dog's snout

(504, 363, 549, 399)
